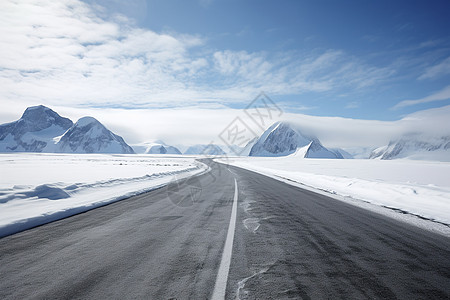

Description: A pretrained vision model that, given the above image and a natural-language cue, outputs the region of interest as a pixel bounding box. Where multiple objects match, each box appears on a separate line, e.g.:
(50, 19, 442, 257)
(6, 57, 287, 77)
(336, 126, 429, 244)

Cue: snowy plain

(217, 156, 450, 235)
(0, 153, 208, 237)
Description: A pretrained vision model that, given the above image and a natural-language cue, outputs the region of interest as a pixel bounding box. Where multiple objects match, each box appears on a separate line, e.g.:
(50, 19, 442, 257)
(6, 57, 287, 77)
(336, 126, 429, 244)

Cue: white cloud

(400, 104, 450, 136)
(275, 105, 450, 148)
(419, 57, 450, 80)
(0, 0, 393, 111)
(0, 0, 206, 107)
(393, 85, 450, 109)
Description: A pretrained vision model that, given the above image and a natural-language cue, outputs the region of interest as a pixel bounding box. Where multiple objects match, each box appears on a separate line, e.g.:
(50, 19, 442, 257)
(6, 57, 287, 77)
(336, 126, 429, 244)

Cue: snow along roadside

(216, 158, 450, 237)
(0, 154, 209, 237)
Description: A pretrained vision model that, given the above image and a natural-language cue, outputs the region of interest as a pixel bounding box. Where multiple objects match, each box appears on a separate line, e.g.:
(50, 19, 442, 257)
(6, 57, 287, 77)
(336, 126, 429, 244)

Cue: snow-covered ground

(218, 156, 450, 234)
(0, 153, 208, 237)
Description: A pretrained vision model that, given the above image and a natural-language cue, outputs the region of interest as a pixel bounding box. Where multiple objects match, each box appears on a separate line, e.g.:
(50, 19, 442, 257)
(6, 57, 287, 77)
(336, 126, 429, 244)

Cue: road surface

(1, 160, 449, 299)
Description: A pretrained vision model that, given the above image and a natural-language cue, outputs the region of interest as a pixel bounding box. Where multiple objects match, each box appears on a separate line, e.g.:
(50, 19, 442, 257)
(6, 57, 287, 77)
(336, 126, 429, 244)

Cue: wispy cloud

(395, 22, 414, 32)
(392, 85, 450, 109)
(276, 102, 317, 112)
(419, 57, 450, 80)
(346, 101, 359, 109)
(362, 35, 379, 43)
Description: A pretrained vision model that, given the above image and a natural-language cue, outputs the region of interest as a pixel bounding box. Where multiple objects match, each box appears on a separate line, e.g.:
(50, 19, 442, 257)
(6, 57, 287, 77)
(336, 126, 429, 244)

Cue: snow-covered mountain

(249, 122, 343, 159)
(0, 106, 135, 154)
(342, 147, 376, 159)
(57, 117, 135, 154)
(132, 141, 181, 154)
(184, 144, 226, 155)
(0, 105, 73, 152)
(330, 148, 354, 159)
(146, 144, 181, 154)
(370, 133, 450, 161)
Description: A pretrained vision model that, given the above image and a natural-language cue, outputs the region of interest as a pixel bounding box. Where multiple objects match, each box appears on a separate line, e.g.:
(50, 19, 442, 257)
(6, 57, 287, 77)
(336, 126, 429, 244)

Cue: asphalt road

(1, 160, 449, 299)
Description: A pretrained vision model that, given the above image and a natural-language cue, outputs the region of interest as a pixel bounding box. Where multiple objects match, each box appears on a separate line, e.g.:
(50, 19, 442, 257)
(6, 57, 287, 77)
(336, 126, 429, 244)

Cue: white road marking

(211, 178, 239, 300)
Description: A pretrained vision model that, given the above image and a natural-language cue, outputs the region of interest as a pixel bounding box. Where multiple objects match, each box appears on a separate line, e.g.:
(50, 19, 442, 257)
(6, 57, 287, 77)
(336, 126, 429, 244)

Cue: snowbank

(217, 156, 450, 230)
(0, 153, 208, 237)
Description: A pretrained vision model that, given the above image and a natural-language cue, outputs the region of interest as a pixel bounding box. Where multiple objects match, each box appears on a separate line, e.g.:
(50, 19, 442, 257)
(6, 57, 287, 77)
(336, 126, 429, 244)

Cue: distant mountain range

(184, 144, 226, 155)
(370, 133, 450, 161)
(132, 141, 182, 155)
(0, 106, 134, 154)
(1, 106, 448, 161)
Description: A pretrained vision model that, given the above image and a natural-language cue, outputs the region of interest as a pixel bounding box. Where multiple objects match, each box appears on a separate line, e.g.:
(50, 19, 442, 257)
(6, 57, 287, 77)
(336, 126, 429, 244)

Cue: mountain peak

(20, 105, 72, 128)
(75, 116, 100, 127)
(21, 105, 49, 116)
(249, 121, 342, 158)
(145, 143, 181, 155)
(58, 117, 134, 154)
(0, 105, 73, 152)
(184, 144, 226, 155)
(19, 105, 73, 133)
(250, 121, 311, 156)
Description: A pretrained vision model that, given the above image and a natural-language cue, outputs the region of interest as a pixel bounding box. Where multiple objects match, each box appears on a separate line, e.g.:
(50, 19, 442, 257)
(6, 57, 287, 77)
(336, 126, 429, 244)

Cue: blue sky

(1, 0, 450, 145)
(89, 0, 450, 120)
